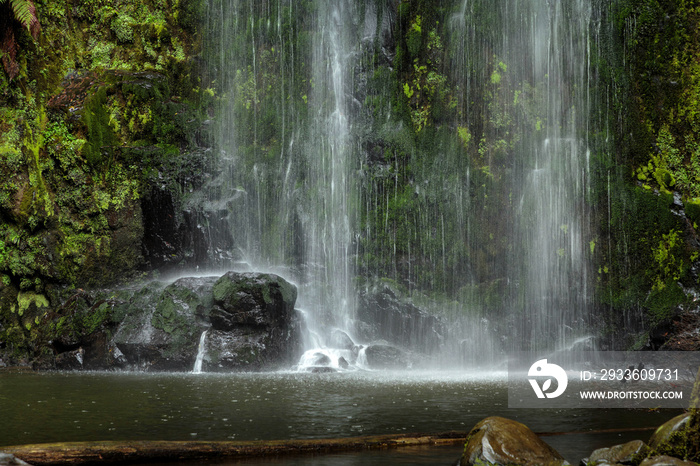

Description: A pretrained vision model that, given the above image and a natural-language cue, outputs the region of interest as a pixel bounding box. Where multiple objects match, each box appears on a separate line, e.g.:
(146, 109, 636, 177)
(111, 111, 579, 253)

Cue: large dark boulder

(357, 285, 445, 354)
(201, 272, 302, 371)
(363, 344, 410, 369)
(461, 416, 568, 466)
(210, 272, 297, 329)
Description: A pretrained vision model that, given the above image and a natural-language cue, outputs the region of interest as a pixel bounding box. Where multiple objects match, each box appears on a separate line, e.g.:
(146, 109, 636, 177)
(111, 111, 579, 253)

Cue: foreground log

(1, 432, 468, 466)
(0, 426, 661, 466)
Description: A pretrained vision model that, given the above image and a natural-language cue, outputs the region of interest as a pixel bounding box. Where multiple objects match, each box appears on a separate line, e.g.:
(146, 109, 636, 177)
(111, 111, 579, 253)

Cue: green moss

(651, 229, 685, 291)
(0, 0, 207, 367)
(17, 292, 49, 316)
(82, 86, 116, 168)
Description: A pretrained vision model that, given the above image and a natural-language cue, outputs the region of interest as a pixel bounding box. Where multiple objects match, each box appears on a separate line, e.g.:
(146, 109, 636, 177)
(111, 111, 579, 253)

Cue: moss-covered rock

(211, 272, 298, 328)
(28, 272, 305, 372)
(460, 416, 568, 466)
(110, 277, 211, 371)
(646, 413, 700, 462)
(639, 455, 697, 466)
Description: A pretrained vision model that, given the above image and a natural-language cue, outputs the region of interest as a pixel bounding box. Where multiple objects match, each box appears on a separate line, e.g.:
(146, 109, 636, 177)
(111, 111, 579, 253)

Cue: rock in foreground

(461, 416, 568, 466)
(639, 456, 698, 466)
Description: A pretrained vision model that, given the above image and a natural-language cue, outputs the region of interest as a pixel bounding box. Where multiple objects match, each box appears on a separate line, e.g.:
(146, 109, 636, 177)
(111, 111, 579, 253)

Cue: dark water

(0, 371, 679, 464)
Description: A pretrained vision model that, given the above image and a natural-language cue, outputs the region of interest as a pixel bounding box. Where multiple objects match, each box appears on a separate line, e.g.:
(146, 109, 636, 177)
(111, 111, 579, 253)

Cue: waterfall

(201, 0, 604, 367)
(512, 0, 595, 351)
(447, 0, 597, 353)
(302, 0, 358, 335)
(203, 0, 369, 360)
(192, 330, 208, 374)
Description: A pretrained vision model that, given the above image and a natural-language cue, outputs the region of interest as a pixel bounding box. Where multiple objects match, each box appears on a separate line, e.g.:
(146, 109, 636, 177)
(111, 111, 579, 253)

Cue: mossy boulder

(461, 416, 569, 466)
(36, 272, 303, 371)
(110, 277, 213, 371)
(204, 272, 303, 371)
(646, 413, 700, 462)
(211, 272, 298, 329)
(649, 414, 692, 450)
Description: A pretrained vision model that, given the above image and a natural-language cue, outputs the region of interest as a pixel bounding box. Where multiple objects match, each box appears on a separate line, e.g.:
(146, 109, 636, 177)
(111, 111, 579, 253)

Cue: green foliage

(111, 14, 136, 43)
(619, 1, 700, 199)
(406, 15, 422, 58)
(651, 229, 685, 291)
(400, 19, 453, 132)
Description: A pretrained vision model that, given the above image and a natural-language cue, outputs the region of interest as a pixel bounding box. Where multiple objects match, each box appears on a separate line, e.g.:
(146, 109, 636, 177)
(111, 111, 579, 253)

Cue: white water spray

(192, 330, 208, 374)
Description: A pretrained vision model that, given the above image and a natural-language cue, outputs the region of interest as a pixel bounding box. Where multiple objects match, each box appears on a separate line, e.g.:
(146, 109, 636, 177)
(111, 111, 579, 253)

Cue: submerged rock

(357, 285, 445, 354)
(309, 366, 337, 373)
(364, 344, 410, 369)
(461, 416, 568, 466)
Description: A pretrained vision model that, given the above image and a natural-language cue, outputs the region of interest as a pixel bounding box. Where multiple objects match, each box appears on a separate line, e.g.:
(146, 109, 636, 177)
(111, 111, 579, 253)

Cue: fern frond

(9, 0, 33, 29)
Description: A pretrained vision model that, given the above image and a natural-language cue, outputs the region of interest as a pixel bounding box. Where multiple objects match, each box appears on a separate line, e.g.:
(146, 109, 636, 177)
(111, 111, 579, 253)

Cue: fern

(0, 0, 40, 37)
(0, 0, 39, 79)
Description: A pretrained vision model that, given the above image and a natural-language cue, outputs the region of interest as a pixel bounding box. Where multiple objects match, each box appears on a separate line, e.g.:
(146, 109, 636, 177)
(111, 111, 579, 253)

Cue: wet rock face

(363, 344, 410, 369)
(201, 273, 302, 371)
(210, 272, 297, 329)
(357, 286, 446, 354)
(109, 277, 215, 371)
(52, 272, 302, 372)
(461, 416, 569, 466)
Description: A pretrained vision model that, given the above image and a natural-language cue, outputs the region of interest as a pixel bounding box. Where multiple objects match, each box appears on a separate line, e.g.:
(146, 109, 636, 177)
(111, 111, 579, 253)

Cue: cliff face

(1, 0, 700, 366)
(596, 0, 700, 349)
(0, 0, 210, 363)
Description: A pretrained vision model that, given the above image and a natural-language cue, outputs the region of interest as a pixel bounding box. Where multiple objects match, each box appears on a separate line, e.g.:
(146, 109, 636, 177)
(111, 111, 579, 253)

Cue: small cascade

(192, 330, 208, 374)
(296, 348, 354, 373)
(355, 346, 368, 369)
(295, 329, 366, 372)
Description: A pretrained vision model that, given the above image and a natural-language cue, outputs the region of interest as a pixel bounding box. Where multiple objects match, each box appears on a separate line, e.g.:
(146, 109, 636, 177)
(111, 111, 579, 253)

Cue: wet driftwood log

(1, 432, 468, 465)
